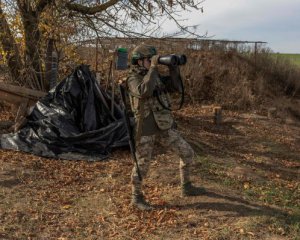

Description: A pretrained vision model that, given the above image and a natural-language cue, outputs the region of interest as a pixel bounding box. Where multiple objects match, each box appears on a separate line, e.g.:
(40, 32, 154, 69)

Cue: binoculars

(158, 54, 187, 66)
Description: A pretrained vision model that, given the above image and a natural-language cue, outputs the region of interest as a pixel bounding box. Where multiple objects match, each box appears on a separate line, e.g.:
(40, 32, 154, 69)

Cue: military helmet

(131, 44, 157, 65)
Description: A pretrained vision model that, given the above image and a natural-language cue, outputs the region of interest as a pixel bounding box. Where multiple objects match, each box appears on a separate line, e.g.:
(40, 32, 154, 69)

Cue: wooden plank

(0, 83, 46, 100)
(0, 91, 27, 104)
(0, 89, 37, 106)
(0, 83, 45, 129)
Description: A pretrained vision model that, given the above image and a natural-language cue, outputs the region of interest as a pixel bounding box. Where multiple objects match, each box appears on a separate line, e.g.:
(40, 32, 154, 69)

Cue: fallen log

(0, 83, 46, 132)
(0, 82, 46, 102)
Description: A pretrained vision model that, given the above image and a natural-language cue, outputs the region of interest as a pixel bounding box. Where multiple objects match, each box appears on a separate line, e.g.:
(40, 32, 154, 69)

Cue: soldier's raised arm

(127, 66, 158, 98)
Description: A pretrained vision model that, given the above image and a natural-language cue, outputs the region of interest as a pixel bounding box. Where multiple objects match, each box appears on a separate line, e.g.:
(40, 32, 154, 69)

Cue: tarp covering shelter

(0, 65, 128, 161)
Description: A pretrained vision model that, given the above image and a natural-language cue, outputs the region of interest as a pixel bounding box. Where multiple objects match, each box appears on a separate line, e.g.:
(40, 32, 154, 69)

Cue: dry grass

(84, 45, 300, 120)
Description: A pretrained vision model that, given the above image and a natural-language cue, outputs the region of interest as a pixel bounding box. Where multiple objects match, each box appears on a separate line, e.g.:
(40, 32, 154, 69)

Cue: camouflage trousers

(131, 129, 194, 196)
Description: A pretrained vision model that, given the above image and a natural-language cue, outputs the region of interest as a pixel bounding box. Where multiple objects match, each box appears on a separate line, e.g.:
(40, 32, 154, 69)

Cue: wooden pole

(95, 38, 99, 72)
(254, 42, 258, 71)
(213, 106, 222, 126)
(45, 39, 54, 91)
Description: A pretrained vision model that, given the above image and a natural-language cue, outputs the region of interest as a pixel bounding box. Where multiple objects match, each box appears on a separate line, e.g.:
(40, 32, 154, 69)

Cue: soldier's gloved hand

(151, 55, 160, 67)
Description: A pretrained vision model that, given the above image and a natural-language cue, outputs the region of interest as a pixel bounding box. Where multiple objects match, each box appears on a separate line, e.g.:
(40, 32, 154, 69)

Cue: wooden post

(95, 38, 99, 72)
(111, 50, 117, 116)
(50, 51, 58, 89)
(45, 39, 54, 91)
(213, 106, 222, 126)
(45, 39, 58, 90)
(254, 42, 258, 71)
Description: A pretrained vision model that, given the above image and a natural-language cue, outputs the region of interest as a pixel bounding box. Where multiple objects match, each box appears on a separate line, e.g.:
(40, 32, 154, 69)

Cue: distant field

(273, 53, 300, 66)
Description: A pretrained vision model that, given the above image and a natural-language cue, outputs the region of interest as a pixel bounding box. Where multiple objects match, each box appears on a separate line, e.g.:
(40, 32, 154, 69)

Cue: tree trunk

(19, 7, 45, 90)
(0, 5, 24, 85)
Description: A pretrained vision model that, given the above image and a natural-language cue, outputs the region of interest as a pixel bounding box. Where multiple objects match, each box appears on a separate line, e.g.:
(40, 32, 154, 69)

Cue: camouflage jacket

(126, 65, 182, 137)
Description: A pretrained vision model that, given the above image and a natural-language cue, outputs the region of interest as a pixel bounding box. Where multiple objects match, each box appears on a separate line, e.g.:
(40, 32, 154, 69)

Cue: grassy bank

(273, 53, 300, 67)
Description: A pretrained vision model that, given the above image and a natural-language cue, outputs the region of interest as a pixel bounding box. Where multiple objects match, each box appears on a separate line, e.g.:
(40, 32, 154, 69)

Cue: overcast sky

(162, 0, 300, 53)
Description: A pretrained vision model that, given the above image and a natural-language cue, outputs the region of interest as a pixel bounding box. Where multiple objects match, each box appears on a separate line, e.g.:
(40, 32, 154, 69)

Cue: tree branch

(36, 0, 54, 13)
(65, 0, 120, 15)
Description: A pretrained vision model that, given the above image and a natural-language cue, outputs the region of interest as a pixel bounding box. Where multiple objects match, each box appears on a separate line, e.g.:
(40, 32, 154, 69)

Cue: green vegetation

(273, 53, 300, 67)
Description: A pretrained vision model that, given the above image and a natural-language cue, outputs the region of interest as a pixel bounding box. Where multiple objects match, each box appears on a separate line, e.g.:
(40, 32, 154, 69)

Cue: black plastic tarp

(0, 65, 128, 161)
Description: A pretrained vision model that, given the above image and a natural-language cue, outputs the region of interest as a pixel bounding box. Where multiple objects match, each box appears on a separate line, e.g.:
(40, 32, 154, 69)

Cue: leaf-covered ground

(0, 105, 299, 240)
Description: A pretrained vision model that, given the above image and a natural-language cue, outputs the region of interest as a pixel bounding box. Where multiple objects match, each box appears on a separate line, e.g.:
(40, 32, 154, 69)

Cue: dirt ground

(0, 104, 299, 240)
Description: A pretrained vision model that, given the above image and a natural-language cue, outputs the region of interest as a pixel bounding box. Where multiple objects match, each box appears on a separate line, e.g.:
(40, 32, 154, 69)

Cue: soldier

(126, 44, 206, 211)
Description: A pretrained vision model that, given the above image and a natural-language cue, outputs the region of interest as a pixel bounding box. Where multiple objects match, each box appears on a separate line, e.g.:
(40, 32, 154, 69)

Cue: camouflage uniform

(126, 63, 195, 198)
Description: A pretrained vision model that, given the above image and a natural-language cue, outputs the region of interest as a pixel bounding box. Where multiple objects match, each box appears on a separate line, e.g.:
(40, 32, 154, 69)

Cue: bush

(180, 48, 300, 112)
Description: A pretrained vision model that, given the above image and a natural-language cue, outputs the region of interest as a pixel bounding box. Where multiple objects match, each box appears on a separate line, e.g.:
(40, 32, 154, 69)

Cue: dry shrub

(181, 50, 257, 109)
(76, 41, 300, 117)
(180, 48, 300, 113)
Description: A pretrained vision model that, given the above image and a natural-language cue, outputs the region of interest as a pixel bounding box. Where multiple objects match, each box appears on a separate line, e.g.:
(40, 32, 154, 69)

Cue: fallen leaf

(62, 205, 72, 209)
(244, 182, 250, 189)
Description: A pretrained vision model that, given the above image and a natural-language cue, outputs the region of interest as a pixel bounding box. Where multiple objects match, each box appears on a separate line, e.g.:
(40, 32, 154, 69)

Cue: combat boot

(131, 194, 153, 211)
(182, 182, 206, 197)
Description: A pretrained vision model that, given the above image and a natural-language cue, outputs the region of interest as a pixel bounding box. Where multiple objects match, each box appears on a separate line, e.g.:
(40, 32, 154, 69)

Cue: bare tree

(0, 0, 203, 90)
